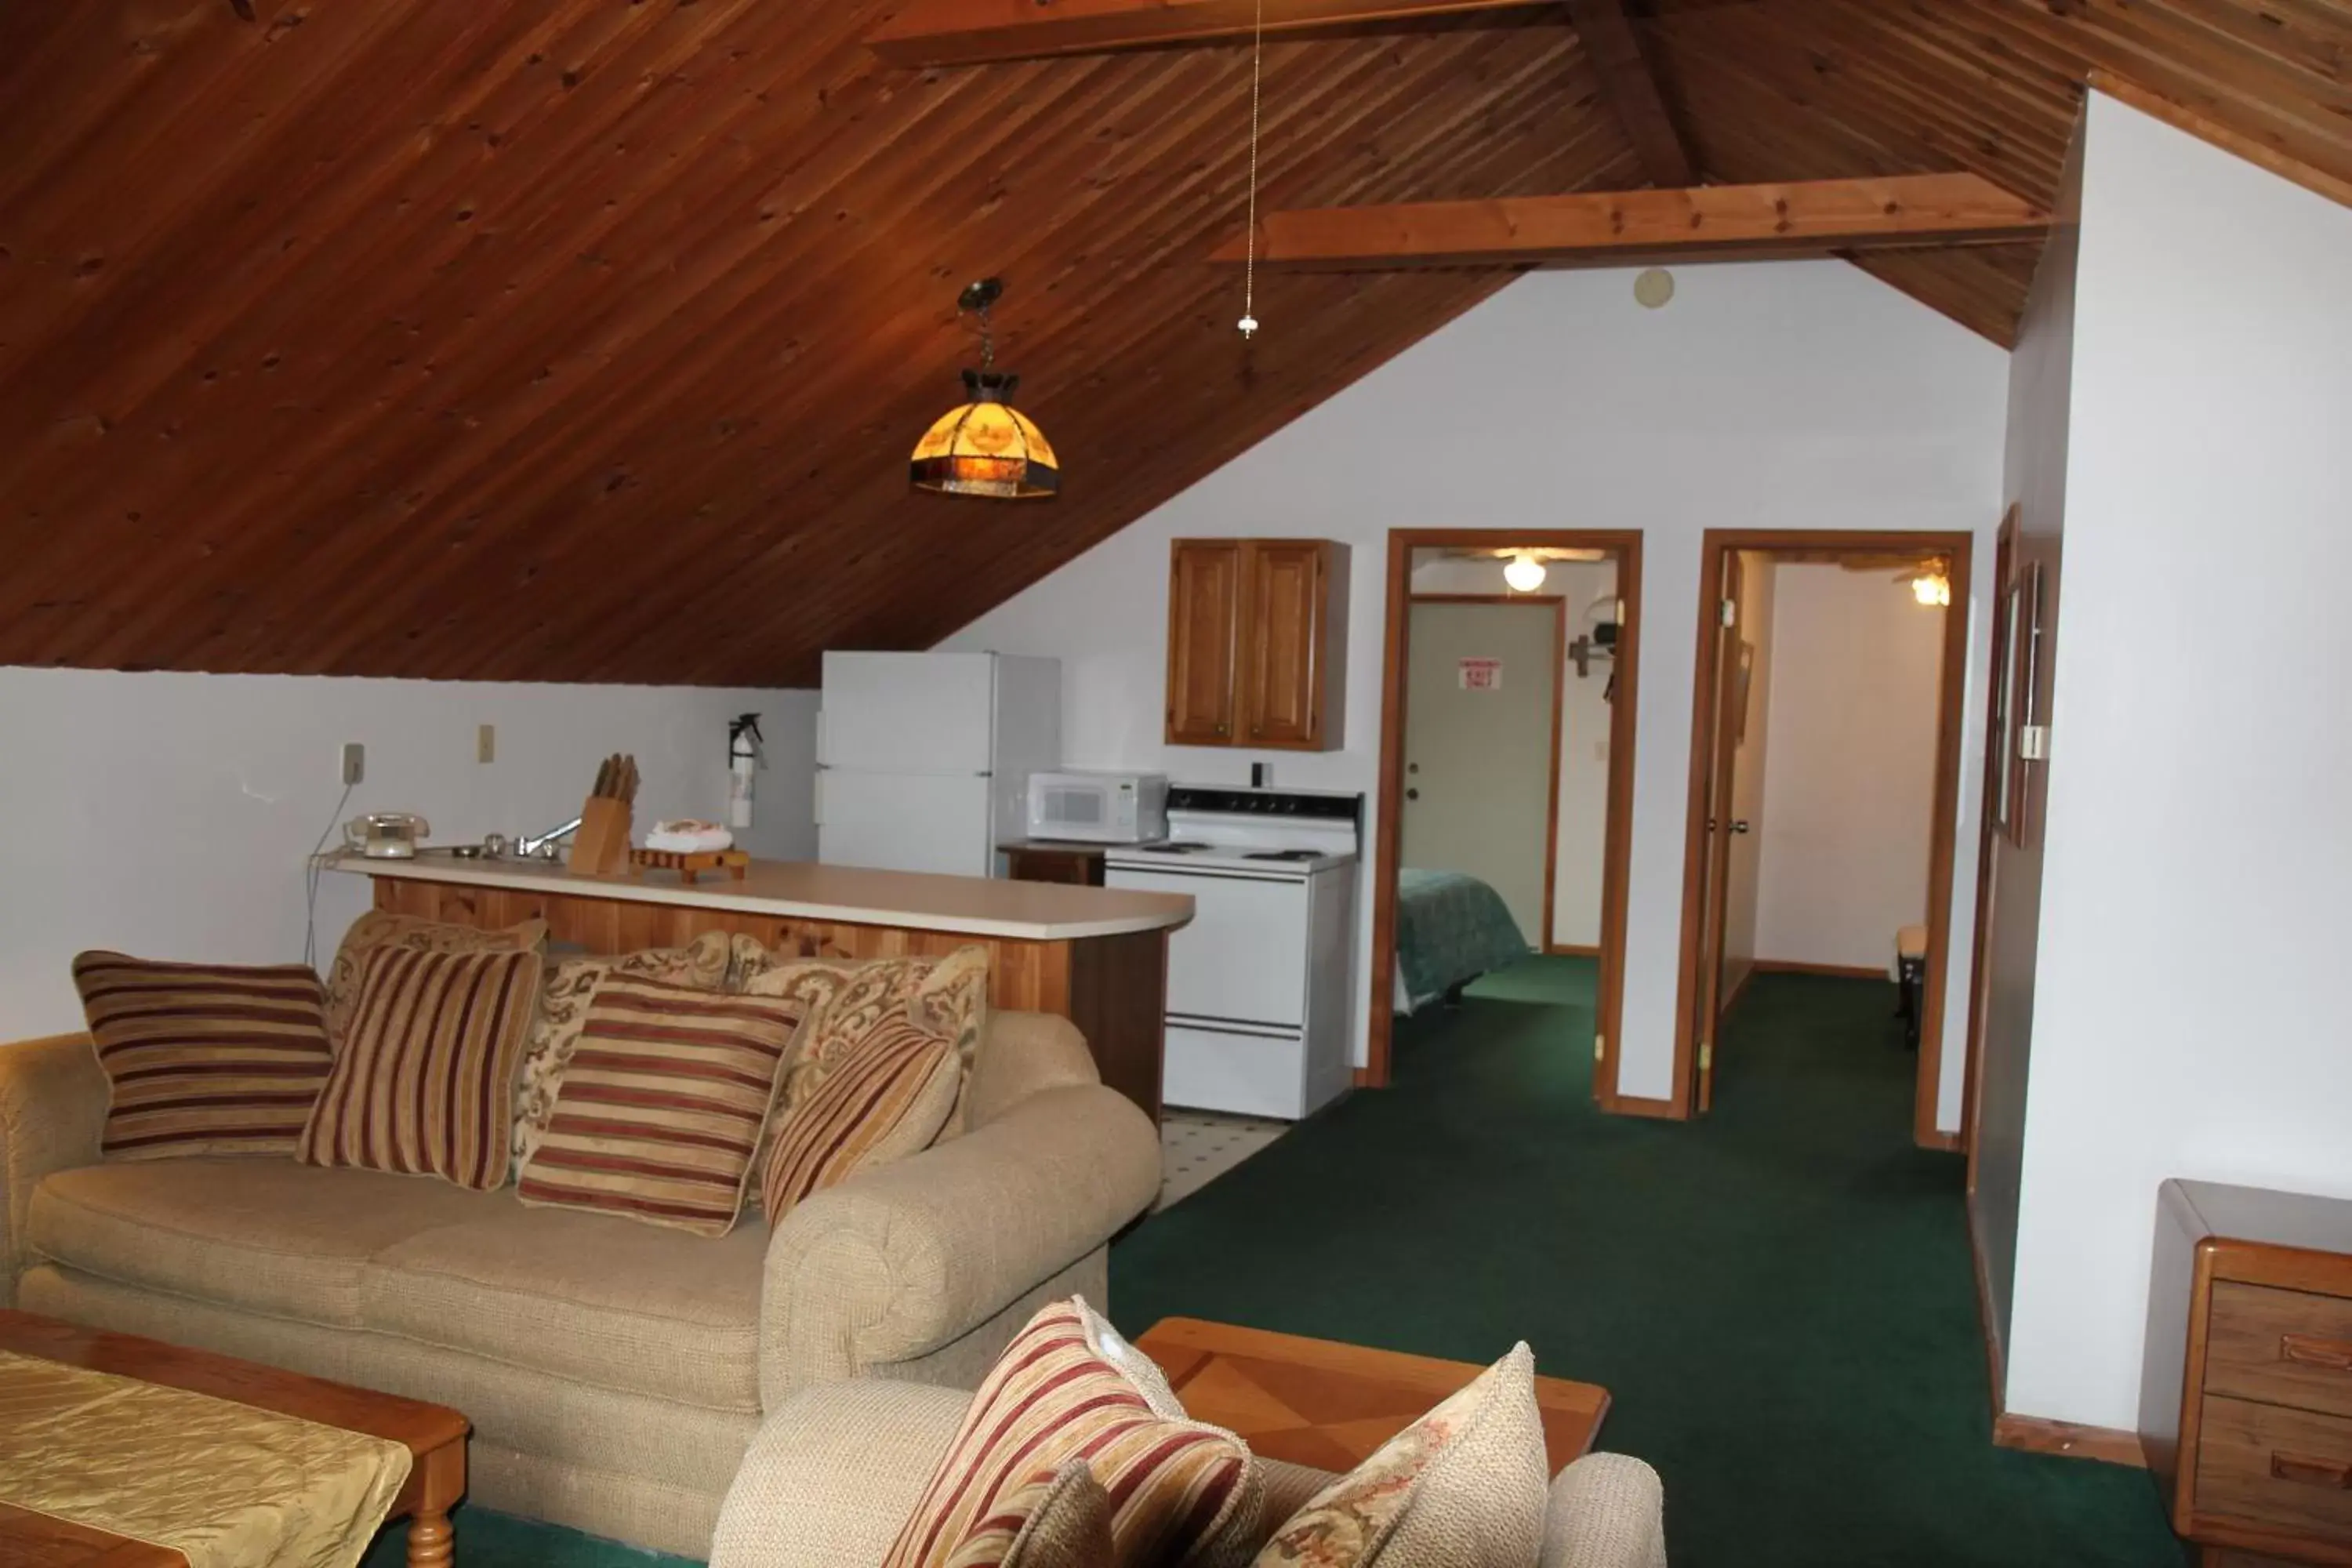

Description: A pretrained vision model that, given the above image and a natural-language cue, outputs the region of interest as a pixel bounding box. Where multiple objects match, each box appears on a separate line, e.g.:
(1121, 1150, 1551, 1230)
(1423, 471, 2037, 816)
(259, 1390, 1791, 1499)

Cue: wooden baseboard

(1600, 1091, 1683, 1120)
(1751, 958, 1890, 981)
(1920, 1127, 1962, 1152)
(1993, 1414, 2148, 1468)
(1544, 942, 1602, 958)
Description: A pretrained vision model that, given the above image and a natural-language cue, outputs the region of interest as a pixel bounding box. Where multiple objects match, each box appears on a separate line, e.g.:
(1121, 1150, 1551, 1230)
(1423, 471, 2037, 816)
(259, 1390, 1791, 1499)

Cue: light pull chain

(1238, 0, 1264, 339)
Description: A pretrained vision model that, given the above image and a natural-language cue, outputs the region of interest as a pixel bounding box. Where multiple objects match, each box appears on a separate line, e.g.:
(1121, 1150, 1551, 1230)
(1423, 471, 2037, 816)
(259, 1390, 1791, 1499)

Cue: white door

(1401, 601, 1559, 945)
(819, 652, 996, 774)
(1104, 867, 1309, 1028)
(817, 772, 993, 877)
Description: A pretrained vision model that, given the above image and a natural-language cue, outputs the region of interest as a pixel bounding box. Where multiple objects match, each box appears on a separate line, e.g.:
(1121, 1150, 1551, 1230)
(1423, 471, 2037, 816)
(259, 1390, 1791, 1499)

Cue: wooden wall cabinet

(1166, 538, 1348, 751)
(2143, 1179, 2352, 1566)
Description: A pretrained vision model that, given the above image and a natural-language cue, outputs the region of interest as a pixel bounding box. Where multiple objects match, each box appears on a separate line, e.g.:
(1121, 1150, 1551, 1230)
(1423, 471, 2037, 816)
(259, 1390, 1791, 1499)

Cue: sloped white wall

(2002, 95, 2352, 1429)
(944, 259, 2008, 1123)
(0, 668, 817, 1036)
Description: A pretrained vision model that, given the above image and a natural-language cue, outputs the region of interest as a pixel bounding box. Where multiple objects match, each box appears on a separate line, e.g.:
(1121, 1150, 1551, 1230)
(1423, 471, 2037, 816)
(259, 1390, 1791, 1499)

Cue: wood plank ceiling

(2, 0, 2346, 684)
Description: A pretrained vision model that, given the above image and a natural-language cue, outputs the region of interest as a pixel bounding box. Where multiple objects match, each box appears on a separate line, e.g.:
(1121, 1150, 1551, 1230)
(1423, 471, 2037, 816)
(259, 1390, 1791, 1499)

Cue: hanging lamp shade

(910, 368, 1059, 499)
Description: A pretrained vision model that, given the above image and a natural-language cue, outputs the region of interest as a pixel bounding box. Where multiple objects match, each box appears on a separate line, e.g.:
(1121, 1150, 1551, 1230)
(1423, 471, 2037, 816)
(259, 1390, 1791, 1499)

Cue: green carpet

(1110, 960, 2188, 1568)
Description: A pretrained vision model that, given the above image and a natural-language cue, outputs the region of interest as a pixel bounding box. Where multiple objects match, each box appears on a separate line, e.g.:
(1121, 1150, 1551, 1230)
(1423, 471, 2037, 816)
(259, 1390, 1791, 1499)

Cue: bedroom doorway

(1671, 528, 1973, 1147)
(1365, 530, 1642, 1103)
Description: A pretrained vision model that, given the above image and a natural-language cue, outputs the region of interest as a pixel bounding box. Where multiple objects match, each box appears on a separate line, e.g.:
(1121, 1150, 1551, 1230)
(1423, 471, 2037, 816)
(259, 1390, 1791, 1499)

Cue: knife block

(568, 796, 633, 876)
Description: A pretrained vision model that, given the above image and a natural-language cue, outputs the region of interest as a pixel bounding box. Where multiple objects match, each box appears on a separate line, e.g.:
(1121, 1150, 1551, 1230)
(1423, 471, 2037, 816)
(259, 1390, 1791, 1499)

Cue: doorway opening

(1364, 529, 1642, 1101)
(1672, 529, 1973, 1145)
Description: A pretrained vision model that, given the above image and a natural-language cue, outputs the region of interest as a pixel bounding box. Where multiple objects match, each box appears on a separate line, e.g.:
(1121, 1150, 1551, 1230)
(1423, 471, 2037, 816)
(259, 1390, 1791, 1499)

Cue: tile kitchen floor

(1156, 1109, 1288, 1210)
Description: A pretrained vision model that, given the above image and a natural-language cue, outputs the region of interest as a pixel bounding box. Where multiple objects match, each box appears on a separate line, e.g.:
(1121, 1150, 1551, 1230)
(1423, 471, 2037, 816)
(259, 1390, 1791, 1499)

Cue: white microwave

(1026, 771, 1169, 844)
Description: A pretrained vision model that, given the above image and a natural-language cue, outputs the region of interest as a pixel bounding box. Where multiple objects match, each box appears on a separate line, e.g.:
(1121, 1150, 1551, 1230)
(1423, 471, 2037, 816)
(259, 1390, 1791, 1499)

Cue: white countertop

(332, 852, 1192, 942)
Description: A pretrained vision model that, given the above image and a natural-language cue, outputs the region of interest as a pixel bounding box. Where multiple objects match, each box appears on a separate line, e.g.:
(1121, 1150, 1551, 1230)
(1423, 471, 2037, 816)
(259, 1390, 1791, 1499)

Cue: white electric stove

(1103, 786, 1361, 1120)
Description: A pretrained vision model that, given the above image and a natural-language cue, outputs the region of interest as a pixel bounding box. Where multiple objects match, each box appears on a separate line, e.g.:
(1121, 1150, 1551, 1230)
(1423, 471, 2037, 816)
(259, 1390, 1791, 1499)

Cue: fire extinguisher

(728, 713, 763, 830)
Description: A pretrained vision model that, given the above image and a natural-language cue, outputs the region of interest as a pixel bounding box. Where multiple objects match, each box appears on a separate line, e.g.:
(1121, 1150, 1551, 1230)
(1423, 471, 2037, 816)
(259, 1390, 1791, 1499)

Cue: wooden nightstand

(2143, 1180, 2352, 1566)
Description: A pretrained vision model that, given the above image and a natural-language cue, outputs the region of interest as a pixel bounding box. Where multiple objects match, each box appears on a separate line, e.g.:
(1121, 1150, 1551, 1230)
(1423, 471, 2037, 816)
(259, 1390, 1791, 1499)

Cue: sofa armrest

(1541, 1453, 1667, 1568)
(759, 1081, 1158, 1407)
(710, 1379, 969, 1567)
(0, 1033, 107, 1306)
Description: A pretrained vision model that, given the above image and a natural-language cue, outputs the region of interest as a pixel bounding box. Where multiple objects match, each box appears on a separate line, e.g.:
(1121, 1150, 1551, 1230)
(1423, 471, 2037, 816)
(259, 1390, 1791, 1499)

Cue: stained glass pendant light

(909, 278, 1058, 499)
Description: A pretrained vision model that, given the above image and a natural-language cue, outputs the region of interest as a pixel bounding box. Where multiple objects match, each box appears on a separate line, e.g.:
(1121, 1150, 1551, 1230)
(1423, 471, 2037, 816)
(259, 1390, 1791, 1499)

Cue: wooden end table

(1134, 1316, 1610, 1476)
(0, 1310, 467, 1568)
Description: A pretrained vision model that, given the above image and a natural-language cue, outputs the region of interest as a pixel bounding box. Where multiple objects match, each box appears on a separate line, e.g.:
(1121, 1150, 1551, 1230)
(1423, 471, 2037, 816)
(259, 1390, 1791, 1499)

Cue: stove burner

(1141, 840, 1214, 854)
(1243, 849, 1323, 862)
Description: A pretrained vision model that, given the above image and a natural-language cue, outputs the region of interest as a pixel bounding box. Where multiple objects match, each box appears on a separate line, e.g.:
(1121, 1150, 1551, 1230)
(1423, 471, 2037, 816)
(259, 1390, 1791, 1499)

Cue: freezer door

(819, 652, 997, 775)
(816, 771, 994, 877)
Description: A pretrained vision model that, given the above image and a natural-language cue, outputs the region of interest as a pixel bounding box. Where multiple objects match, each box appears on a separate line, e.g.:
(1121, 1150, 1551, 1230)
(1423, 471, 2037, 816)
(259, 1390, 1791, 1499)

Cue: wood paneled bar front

(341, 856, 1191, 1123)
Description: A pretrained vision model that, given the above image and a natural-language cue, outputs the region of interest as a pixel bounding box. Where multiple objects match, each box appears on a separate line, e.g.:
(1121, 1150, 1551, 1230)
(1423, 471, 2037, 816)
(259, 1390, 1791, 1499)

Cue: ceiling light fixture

(910, 278, 1059, 499)
(1504, 553, 1548, 593)
(1911, 568, 1951, 607)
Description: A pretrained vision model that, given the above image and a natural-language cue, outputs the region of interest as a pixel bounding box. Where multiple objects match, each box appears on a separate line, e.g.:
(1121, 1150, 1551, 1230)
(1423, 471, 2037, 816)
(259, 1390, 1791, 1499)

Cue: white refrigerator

(815, 652, 1062, 877)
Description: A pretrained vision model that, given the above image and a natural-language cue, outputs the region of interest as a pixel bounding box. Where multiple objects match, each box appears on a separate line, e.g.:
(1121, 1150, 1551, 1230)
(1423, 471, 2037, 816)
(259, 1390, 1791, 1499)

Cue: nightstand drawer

(2209, 1282, 2352, 1420)
(2198, 1395, 2352, 1540)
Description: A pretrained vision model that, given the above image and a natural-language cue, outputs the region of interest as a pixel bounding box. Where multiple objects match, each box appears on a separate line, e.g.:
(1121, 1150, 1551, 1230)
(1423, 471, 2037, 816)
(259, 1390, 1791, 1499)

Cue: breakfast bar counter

(337, 855, 1190, 1121)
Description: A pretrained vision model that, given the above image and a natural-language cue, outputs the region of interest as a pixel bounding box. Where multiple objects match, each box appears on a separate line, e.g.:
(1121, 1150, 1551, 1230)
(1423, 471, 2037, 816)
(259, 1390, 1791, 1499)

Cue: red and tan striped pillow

(296, 946, 542, 1190)
(759, 1011, 961, 1225)
(71, 953, 335, 1160)
(517, 978, 808, 1236)
(884, 1298, 1258, 1568)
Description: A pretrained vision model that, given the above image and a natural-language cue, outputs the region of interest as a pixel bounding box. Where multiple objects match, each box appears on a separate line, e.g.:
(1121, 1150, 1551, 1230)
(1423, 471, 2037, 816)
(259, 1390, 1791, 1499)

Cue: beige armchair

(711, 1378, 1668, 1568)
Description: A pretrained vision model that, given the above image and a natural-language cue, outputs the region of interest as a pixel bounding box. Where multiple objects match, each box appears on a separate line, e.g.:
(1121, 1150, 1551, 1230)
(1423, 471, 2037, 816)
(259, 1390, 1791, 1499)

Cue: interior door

(1400, 599, 1561, 947)
(1693, 552, 1745, 1113)
(1239, 541, 1326, 747)
(1166, 540, 1242, 746)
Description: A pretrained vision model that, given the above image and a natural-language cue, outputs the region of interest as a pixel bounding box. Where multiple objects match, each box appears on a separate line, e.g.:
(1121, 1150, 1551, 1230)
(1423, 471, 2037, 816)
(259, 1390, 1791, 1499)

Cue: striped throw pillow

(71, 953, 335, 1160)
(296, 945, 542, 1190)
(884, 1298, 1258, 1568)
(517, 978, 806, 1236)
(759, 1010, 961, 1225)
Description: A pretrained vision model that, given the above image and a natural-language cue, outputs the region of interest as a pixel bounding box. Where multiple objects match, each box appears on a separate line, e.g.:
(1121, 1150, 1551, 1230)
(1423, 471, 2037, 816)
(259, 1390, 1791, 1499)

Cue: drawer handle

(2281, 1334, 2352, 1373)
(2270, 1452, 2352, 1490)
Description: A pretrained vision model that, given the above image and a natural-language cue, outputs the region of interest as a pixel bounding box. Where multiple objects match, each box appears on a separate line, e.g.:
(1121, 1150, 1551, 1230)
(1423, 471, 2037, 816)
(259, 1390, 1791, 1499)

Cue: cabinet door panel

(1167, 540, 1242, 745)
(1239, 541, 1327, 747)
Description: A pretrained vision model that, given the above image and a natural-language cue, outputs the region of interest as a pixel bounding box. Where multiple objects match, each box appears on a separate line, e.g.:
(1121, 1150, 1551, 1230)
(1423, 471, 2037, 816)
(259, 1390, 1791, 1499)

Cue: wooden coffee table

(0, 1310, 467, 1568)
(1135, 1316, 1610, 1476)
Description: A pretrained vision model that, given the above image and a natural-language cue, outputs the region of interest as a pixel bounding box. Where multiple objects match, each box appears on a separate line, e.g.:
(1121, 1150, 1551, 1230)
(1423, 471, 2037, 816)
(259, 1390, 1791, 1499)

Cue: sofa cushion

(325, 910, 547, 1051)
(366, 1192, 768, 1412)
(71, 952, 334, 1160)
(299, 946, 543, 1191)
(760, 1011, 960, 1225)
(27, 1160, 491, 1326)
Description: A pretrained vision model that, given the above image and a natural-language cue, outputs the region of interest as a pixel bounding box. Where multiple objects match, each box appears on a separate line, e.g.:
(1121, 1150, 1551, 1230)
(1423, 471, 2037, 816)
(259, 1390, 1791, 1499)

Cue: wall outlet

(340, 742, 365, 786)
(477, 724, 496, 764)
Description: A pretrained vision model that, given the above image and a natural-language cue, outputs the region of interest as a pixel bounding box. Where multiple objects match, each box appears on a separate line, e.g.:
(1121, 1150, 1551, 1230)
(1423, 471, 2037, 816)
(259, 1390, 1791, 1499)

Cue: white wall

(943, 260, 2009, 1122)
(2002, 96, 2352, 1429)
(0, 668, 818, 1036)
(1751, 564, 1947, 971)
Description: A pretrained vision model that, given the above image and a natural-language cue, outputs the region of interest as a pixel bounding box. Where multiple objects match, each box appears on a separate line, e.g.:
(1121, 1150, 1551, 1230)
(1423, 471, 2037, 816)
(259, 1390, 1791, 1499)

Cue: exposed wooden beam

(866, 0, 1536, 67)
(1563, 0, 1693, 186)
(1208, 174, 2049, 269)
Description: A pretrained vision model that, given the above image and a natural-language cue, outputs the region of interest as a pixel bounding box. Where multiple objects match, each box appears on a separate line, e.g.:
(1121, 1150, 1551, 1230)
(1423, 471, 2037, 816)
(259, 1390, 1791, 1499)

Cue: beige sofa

(711, 1379, 1669, 1568)
(0, 1011, 1161, 1559)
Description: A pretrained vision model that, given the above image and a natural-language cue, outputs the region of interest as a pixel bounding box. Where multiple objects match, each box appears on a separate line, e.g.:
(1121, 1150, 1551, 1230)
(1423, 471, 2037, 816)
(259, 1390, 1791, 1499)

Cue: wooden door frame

(1669, 528, 1974, 1148)
(1962, 506, 2021, 1189)
(1365, 530, 1643, 1100)
(1404, 593, 1569, 949)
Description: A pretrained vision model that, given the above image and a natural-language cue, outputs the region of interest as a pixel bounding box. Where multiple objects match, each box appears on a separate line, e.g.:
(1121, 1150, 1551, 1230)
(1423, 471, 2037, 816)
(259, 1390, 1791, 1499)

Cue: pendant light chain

(1237, 0, 1264, 339)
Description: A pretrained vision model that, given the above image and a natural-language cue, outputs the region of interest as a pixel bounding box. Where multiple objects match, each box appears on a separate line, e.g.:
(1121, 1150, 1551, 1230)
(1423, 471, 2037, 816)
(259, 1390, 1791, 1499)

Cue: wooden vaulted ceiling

(2, 0, 2346, 685)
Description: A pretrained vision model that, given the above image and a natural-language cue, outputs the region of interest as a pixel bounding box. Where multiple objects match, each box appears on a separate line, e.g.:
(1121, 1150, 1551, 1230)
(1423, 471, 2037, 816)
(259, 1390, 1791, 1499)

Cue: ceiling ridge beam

(1207, 173, 2050, 269)
(1562, 0, 1693, 187)
(866, 0, 1544, 67)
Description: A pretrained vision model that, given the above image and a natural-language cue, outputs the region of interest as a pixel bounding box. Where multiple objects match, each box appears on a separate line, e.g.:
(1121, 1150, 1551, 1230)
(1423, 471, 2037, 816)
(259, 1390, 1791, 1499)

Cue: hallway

(1111, 961, 2185, 1566)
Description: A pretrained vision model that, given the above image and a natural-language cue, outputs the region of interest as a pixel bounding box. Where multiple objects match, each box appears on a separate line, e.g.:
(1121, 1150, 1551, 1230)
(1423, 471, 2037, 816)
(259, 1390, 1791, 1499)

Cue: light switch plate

(477, 724, 496, 764)
(340, 742, 365, 786)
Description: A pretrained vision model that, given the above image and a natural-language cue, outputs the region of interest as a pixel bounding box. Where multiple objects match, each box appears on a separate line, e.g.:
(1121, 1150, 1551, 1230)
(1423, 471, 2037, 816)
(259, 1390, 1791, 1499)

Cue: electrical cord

(303, 781, 354, 970)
